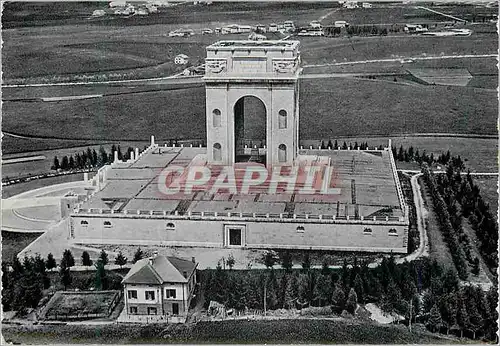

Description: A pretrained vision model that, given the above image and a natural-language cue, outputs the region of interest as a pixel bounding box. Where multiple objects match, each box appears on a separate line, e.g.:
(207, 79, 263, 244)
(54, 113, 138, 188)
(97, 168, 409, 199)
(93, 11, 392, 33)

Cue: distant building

(344, 1, 358, 9)
(249, 32, 267, 41)
(309, 20, 322, 29)
(122, 254, 197, 321)
(404, 24, 428, 34)
(174, 54, 189, 64)
(136, 7, 149, 15)
(109, 0, 127, 7)
(92, 9, 106, 17)
(362, 2, 372, 8)
(334, 20, 349, 28)
(268, 23, 278, 32)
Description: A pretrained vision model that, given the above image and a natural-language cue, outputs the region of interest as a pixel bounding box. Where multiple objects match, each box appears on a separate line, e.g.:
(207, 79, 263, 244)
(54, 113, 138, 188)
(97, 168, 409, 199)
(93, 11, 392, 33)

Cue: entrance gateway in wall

(203, 40, 301, 167)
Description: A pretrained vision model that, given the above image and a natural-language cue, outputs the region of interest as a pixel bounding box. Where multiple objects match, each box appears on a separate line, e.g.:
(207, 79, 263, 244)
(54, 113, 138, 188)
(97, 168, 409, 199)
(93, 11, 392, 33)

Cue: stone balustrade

(74, 208, 406, 224)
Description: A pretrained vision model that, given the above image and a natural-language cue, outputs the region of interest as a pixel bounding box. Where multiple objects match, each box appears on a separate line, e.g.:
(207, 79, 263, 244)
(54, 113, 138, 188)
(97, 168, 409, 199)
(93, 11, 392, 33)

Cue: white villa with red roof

(122, 253, 197, 322)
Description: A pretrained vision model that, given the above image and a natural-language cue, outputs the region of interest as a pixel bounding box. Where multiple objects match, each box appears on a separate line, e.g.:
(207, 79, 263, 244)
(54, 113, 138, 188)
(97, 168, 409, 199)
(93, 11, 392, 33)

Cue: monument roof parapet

(207, 40, 300, 51)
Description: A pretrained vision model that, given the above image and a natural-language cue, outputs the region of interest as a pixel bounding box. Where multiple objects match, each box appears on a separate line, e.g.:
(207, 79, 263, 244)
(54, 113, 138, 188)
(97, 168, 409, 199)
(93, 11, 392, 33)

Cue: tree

(467, 299, 483, 339)
(46, 253, 57, 271)
(331, 282, 346, 313)
(117, 146, 123, 161)
(81, 251, 92, 267)
(456, 297, 470, 338)
(99, 249, 109, 266)
(114, 251, 127, 268)
(94, 260, 107, 290)
(133, 247, 144, 263)
(60, 262, 72, 290)
(283, 274, 297, 309)
(428, 303, 443, 333)
(68, 155, 75, 169)
(471, 257, 480, 275)
(61, 249, 75, 268)
(345, 288, 358, 314)
(353, 274, 365, 303)
(314, 273, 332, 307)
(281, 251, 293, 271)
(92, 149, 98, 167)
(301, 253, 311, 271)
(263, 251, 277, 269)
(321, 259, 330, 275)
(226, 253, 235, 270)
(61, 156, 69, 170)
(52, 156, 60, 170)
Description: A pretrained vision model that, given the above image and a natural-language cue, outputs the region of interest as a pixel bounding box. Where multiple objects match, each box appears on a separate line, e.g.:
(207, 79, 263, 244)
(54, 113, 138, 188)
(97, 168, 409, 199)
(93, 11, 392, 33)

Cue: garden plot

(41, 290, 121, 321)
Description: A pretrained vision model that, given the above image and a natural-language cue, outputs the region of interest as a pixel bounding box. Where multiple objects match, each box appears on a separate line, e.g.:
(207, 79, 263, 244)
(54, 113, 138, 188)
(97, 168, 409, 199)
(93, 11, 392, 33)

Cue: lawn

(3, 318, 457, 344)
(1, 231, 43, 263)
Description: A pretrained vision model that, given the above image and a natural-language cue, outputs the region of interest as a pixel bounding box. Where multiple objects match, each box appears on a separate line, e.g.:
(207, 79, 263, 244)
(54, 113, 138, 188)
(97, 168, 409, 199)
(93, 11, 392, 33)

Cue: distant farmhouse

(174, 54, 189, 65)
(122, 254, 197, 322)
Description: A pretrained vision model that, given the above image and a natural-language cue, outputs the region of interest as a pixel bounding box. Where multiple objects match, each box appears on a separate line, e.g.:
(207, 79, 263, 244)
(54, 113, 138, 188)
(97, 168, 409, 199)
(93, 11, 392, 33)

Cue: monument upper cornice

(207, 40, 300, 51)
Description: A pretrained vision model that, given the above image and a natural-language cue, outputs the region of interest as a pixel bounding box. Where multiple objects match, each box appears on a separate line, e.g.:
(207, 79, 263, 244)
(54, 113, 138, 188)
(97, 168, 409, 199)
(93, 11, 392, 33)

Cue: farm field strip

(303, 53, 498, 68)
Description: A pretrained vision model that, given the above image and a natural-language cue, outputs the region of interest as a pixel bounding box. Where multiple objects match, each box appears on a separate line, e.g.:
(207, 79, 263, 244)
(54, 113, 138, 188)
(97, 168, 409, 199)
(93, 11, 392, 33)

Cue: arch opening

(234, 96, 266, 165)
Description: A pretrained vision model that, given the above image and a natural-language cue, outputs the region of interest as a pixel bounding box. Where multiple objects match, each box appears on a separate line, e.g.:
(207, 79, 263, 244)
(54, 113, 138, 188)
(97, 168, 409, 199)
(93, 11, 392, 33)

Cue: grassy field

(2, 141, 149, 179)
(2, 2, 333, 82)
(2, 173, 88, 199)
(3, 319, 457, 344)
(473, 176, 498, 213)
(3, 77, 497, 144)
(299, 33, 497, 67)
(1, 231, 43, 263)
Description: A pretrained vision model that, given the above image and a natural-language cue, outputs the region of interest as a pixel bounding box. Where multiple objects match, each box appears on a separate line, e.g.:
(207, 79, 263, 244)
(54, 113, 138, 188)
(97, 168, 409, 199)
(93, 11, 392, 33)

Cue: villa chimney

(183, 271, 188, 278)
(191, 257, 196, 263)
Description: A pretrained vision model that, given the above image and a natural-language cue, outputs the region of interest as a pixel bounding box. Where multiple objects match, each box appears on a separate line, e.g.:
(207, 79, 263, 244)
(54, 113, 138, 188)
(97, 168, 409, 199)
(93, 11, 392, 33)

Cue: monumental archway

(234, 95, 267, 164)
(203, 40, 301, 167)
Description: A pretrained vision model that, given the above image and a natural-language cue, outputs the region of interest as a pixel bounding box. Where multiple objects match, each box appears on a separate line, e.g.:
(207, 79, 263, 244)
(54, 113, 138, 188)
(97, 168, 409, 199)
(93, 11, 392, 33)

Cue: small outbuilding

(174, 54, 189, 65)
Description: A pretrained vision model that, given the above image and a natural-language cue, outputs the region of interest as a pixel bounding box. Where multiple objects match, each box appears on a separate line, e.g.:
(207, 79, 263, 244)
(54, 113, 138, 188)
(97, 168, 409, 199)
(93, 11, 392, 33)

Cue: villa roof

(122, 255, 197, 285)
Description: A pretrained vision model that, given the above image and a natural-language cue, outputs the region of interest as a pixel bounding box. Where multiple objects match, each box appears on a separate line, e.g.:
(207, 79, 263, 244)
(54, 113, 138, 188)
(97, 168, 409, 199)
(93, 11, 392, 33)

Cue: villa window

(166, 222, 175, 230)
(145, 291, 155, 300)
(278, 109, 287, 129)
(129, 306, 138, 314)
(128, 290, 138, 299)
(363, 228, 372, 235)
(296, 225, 305, 233)
(148, 307, 157, 315)
(388, 228, 398, 236)
(166, 289, 176, 299)
(81, 220, 88, 226)
(104, 221, 112, 228)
